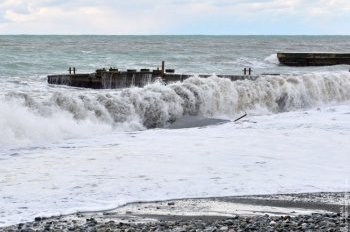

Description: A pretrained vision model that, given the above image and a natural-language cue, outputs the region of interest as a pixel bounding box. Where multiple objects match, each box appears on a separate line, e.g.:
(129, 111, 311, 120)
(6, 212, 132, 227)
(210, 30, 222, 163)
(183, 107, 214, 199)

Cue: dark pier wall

(101, 70, 158, 88)
(277, 52, 350, 66)
(48, 70, 258, 89)
(48, 74, 103, 89)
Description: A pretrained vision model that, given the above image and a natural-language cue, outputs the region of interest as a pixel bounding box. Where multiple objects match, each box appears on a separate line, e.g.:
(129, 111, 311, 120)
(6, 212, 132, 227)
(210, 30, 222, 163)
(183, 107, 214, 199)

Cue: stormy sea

(0, 35, 350, 227)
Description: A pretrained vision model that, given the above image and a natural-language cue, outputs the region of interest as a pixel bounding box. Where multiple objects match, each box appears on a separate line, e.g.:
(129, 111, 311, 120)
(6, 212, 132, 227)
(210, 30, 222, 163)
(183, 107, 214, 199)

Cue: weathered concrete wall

(101, 71, 156, 88)
(48, 74, 103, 88)
(277, 52, 350, 66)
(48, 70, 258, 89)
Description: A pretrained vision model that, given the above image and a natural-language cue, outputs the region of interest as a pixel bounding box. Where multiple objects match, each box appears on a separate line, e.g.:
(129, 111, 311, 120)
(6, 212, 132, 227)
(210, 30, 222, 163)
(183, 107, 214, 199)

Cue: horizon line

(1, 34, 350, 36)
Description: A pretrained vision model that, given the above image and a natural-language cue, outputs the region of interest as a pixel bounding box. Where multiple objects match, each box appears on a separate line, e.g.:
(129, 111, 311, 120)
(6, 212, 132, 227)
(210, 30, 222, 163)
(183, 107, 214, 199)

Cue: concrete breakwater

(47, 63, 258, 89)
(277, 52, 350, 66)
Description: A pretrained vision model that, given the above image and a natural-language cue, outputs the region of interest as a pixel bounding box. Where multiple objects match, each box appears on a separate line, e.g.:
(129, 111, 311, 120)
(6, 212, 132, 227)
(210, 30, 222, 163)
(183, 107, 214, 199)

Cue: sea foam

(264, 53, 280, 65)
(1, 72, 350, 145)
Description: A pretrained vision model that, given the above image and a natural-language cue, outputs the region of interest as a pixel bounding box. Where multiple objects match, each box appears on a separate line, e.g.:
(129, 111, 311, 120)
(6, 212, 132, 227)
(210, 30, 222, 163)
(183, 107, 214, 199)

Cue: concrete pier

(48, 67, 258, 89)
(48, 74, 104, 88)
(277, 52, 350, 66)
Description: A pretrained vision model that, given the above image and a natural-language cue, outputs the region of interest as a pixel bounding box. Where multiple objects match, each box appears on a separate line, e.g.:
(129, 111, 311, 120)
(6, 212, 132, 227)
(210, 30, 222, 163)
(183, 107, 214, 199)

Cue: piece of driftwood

(234, 112, 247, 122)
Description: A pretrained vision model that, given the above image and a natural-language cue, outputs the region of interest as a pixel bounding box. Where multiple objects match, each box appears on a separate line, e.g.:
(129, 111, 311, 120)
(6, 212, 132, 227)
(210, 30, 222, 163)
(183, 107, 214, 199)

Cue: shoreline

(2, 192, 349, 231)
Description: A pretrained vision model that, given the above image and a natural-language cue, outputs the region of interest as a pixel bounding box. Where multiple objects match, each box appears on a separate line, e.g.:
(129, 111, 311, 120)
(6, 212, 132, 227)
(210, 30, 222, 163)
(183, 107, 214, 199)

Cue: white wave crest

(1, 72, 350, 145)
(264, 53, 280, 65)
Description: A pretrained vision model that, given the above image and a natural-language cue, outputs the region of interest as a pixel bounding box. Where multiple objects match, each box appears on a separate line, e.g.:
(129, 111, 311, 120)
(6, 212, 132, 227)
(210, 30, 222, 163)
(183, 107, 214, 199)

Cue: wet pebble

(2, 213, 348, 232)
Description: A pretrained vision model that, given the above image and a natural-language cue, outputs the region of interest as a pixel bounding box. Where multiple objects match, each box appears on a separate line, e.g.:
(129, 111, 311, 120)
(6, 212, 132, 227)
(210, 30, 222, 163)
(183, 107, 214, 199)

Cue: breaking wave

(1, 72, 350, 145)
(264, 53, 280, 65)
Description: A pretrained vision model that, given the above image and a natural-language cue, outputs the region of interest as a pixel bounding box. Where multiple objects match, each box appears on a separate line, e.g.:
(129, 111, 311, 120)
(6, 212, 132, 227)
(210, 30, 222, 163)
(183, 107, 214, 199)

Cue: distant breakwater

(48, 64, 258, 89)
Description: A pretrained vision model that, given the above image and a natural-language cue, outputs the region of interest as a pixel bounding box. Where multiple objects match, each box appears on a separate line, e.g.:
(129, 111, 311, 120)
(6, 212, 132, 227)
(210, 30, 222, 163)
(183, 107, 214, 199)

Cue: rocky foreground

(3, 213, 349, 232)
(2, 192, 349, 232)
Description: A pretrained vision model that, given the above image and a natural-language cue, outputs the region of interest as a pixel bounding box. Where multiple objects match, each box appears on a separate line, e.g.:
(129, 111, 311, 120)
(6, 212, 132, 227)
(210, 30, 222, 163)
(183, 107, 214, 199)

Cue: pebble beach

(2, 192, 349, 231)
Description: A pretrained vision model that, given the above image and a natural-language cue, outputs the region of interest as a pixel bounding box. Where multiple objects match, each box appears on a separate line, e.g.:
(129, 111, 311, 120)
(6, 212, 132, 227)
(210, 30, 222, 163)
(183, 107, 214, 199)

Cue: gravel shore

(2, 192, 349, 231)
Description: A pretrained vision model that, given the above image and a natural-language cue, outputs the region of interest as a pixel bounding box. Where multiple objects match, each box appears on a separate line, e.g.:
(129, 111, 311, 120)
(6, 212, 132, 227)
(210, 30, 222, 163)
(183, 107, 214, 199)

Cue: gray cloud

(0, 0, 349, 34)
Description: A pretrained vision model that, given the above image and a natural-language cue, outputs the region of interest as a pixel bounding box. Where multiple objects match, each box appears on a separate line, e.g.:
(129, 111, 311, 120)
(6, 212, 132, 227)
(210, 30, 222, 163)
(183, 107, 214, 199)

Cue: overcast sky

(0, 0, 349, 35)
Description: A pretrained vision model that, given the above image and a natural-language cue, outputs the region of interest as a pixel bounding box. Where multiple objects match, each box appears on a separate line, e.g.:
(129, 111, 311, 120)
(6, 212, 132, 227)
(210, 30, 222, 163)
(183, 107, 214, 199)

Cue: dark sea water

(1, 35, 349, 77)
